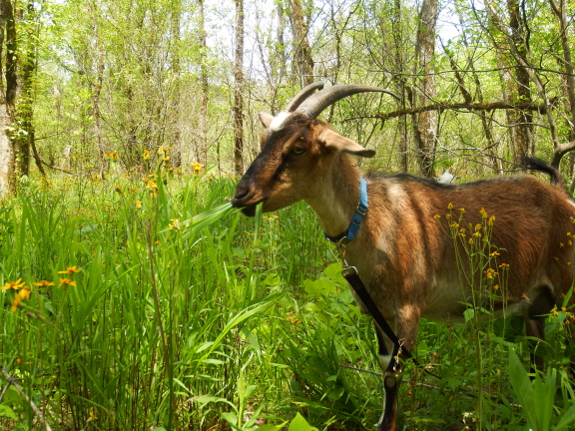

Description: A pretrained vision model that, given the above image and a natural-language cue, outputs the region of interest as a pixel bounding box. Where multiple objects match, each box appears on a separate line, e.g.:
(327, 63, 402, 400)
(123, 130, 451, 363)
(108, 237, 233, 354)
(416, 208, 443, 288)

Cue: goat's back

(359, 173, 575, 318)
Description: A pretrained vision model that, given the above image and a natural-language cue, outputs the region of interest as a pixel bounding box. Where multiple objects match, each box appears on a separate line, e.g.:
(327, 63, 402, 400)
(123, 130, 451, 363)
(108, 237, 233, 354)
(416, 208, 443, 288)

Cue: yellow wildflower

(484, 268, 498, 279)
(142, 149, 150, 160)
(59, 278, 77, 288)
(169, 219, 180, 230)
(193, 162, 203, 173)
(18, 286, 31, 300)
(11, 286, 31, 311)
(104, 151, 119, 161)
(135, 200, 142, 209)
(490, 251, 500, 257)
(433, 214, 441, 220)
(33, 280, 54, 288)
(2, 278, 25, 290)
(58, 266, 81, 275)
(447, 203, 453, 210)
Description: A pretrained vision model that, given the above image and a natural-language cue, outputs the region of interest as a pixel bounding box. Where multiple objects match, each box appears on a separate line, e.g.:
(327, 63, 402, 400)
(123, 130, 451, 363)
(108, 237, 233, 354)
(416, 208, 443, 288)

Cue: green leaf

(221, 411, 238, 427)
(193, 395, 236, 410)
(0, 404, 17, 419)
(288, 413, 313, 431)
(555, 403, 575, 430)
(508, 349, 537, 429)
(256, 423, 288, 431)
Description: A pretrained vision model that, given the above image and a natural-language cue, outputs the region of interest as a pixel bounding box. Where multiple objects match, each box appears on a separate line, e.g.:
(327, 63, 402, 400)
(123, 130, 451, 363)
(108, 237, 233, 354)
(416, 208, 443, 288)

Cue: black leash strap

(342, 265, 413, 361)
(342, 264, 493, 402)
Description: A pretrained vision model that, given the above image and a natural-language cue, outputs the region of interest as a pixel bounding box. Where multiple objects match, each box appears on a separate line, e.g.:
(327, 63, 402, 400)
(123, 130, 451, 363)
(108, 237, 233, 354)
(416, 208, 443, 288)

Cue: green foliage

(1, 173, 575, 430)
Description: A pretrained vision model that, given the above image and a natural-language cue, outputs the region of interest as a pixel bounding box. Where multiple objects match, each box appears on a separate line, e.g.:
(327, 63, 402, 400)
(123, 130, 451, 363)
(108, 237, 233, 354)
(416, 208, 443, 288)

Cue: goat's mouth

(240, 202, 261, 217)
(231, 198, 266, 217)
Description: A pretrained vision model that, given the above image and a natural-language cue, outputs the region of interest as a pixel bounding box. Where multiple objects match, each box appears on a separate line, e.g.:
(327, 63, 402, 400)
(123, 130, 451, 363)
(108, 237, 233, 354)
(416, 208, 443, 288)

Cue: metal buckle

(342, 265, 359, 277)
(356, 203, 367, 216)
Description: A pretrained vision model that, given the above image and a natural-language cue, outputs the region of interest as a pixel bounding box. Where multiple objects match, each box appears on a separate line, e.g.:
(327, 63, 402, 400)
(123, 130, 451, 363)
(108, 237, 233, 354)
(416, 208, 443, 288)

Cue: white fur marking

(269, 111, 290, 132)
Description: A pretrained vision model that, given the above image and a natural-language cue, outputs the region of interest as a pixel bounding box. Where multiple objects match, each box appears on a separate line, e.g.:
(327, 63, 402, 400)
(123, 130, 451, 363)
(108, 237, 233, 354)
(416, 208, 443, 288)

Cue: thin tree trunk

(198, 0, 208, 167)
(233, 0, 244, 175)
(391, 0, 408, 172)
(508, 0, 533, 163)
(0, 0, 18, 196)
(87, 0, 106, 177)
(415, 0, 438, 177)
(290, 0, 314, 86)
(550, 0, 575, 169)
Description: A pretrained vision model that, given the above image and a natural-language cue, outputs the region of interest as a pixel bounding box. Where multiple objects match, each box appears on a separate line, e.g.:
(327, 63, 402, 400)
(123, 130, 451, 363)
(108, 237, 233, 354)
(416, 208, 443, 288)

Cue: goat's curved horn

(296, 84, 399, 119)
(285, 82, 325, 112)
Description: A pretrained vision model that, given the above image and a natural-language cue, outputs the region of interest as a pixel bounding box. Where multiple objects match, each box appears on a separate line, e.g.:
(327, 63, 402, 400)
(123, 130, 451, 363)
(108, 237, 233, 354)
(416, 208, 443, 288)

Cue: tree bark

(289, 0, 314, 86)
(233, 0, 244, 175)
(391, 0, 408, 171)
(415, 0, 438, 178)
(87, 0, 106, 177)
(507, 0, 533, 163)
(0, 0, 18, 197)
(198, 0, 208, 167)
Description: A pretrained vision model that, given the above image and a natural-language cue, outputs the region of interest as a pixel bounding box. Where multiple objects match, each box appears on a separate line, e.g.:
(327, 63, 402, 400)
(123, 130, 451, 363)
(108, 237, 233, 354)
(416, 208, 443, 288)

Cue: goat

(231, 82, 575, 431)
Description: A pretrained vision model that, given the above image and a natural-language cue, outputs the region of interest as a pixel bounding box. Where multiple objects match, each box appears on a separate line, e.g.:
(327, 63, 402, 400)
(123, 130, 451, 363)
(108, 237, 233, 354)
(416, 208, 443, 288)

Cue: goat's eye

(292, 146, 306, 155)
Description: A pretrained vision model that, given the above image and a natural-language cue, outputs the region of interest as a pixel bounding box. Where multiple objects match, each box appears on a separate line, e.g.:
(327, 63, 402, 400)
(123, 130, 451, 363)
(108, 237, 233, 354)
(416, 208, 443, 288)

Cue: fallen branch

(0, 364, 52, 431)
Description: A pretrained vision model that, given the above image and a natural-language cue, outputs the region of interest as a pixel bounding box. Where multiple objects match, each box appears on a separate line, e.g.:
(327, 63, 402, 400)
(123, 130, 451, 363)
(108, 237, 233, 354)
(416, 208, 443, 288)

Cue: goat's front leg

(377, 305, 420, 431)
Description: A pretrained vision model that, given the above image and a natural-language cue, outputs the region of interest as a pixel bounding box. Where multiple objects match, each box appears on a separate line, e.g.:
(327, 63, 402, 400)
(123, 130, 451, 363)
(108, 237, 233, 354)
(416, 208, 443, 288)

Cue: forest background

(2, 0, 575, 430)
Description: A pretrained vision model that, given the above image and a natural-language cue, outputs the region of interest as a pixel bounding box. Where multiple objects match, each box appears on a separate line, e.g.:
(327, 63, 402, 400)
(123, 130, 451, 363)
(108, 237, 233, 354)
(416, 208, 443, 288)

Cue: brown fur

(232, 114, 575, 431)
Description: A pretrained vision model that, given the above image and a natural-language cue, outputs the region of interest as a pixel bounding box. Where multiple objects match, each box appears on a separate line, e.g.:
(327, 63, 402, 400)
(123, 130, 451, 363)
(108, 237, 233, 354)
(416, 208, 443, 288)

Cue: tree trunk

(391, 0, 408, 172)
(0, 0, 18, 197)
(415, 0, 438, 178)
(289, 0, 314, 86)
(508, 0, 533, 163)
(87, 0, 106, 177)
(233, 0, 244, 175)
(198, 0, 209, 167)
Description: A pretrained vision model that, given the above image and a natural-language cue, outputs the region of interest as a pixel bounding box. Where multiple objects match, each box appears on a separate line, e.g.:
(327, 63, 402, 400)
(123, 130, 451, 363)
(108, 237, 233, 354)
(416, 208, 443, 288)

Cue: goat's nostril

(231, 184, 253, 207)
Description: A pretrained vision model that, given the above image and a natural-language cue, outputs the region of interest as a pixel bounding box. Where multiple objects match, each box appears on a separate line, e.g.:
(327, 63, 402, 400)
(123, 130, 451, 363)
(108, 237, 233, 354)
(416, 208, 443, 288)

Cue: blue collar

(325, 177, 368, 245)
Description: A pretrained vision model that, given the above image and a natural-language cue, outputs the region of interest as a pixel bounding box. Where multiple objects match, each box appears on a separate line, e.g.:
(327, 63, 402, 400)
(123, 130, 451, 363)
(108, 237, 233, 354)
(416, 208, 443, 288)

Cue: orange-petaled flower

(58, 266, 81, 275)
(33, 280, 54, 288)
(59, 278, 77, 288)
(192, 162, 203, 173)
(11, 286, 31, 311)
(18, 286, 31, 300)
(2, 278, 25, 290)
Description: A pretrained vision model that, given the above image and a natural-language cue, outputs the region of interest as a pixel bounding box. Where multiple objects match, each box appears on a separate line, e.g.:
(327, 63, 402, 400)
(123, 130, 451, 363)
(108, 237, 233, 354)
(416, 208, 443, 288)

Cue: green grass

(1, 170, 574, 430)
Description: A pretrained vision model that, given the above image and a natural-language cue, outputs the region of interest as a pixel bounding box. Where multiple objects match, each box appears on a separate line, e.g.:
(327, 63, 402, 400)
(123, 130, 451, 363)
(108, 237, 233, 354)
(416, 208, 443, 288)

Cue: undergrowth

(0, 169, 574, 430)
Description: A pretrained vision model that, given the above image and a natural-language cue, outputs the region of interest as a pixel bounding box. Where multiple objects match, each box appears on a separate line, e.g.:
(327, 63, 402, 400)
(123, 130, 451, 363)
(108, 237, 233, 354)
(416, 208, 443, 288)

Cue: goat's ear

(318, 128, 376, 158)
(259, 112, 274, 128)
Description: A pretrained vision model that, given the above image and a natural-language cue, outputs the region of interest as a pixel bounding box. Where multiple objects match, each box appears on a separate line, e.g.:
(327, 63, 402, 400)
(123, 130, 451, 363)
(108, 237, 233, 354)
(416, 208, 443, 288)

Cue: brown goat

(231, 83, 575, 430)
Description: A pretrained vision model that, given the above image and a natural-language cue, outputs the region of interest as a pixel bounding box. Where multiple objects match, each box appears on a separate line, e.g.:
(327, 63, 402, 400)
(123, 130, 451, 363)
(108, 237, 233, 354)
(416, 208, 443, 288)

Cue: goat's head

(231, 83, 397, 216)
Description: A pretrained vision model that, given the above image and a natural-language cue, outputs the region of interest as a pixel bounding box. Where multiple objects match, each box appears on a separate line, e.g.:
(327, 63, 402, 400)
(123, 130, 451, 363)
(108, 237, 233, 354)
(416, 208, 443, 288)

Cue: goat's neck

(305, 155, 361, 238)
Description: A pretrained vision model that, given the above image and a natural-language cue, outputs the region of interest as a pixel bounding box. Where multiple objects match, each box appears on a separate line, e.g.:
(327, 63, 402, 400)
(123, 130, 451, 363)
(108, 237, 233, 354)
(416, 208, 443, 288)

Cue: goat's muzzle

(231, 183, 264, 217)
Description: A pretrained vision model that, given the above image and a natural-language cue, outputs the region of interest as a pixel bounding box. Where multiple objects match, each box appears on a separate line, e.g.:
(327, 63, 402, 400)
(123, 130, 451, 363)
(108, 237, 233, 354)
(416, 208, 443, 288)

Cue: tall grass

(0, 170, 574, 430)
